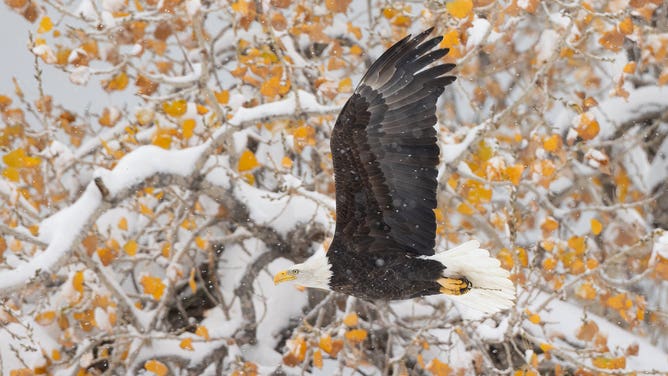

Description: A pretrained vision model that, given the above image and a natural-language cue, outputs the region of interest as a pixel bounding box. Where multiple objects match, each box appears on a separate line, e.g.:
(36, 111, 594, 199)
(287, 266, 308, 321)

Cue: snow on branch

(0, 91, 337, 295)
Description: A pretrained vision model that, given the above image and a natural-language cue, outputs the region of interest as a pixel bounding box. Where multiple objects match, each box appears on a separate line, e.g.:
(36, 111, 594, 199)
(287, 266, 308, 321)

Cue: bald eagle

(274, 28, 514, 313)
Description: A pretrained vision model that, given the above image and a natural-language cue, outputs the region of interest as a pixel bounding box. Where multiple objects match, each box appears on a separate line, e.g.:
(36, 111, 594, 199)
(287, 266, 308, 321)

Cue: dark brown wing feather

(330, 28, 456, 256)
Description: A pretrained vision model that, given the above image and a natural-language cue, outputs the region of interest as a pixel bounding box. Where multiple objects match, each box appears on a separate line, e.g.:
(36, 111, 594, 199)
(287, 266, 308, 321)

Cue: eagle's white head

(273, 252, 332, 290)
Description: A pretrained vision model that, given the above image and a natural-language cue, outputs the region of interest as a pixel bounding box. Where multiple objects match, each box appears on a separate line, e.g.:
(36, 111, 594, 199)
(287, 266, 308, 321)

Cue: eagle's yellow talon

(437, 277, 472, 296)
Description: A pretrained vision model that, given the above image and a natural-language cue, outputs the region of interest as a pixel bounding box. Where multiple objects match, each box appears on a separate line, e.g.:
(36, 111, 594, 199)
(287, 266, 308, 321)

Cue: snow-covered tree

(1, 0, 668, 374)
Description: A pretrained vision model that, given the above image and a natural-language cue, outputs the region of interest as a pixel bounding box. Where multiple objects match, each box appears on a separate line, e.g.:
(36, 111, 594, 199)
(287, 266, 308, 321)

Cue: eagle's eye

(289, 269, 300, 275)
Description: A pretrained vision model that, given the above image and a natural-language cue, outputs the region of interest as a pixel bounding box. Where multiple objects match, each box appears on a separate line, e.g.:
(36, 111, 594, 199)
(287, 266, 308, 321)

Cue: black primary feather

(330, 27, 456, 261)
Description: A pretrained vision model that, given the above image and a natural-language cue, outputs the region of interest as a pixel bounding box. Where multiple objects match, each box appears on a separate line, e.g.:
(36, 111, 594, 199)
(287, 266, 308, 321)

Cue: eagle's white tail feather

(427, 240, 515, 314)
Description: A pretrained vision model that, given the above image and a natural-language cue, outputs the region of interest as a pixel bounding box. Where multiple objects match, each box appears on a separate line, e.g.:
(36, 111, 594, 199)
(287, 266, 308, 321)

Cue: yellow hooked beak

(273, 270, 297, 285)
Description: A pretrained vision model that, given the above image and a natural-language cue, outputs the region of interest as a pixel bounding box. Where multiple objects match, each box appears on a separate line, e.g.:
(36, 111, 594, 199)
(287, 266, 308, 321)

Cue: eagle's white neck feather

(293, 253, 332, 290)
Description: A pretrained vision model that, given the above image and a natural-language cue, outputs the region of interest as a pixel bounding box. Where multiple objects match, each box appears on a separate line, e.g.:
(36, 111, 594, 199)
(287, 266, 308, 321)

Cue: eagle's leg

(437, 277, 472, 295)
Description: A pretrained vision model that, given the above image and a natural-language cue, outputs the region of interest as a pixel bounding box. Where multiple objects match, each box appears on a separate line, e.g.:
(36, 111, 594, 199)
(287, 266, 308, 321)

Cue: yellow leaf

(189, 268, 197, 293)
(338, 77, 353, 93)
(3, 148, 41, 168)
(2, 167, 19, 182)
(590, 218, 603, 235)
(281, 156, 293, 169)
(542, 257, 557, 271)
(505, 164, 524, 185)
(182, 118, 196, 139)
(180, 338, 194, 351)
(318, 334, 332, 353)
(105, 72, 129, 91)
(426, 358, 452, 376)
(118, 217, 128, 230)
(391, 14, 411, 27)
(162, 99, 188, 117)
(344, 328, 367, 343)
(214, 90, 230, 104)
(195, 236, 207, 249)
(73, 270, 84, 293)
(343, 312, 358, 327)
(238, 149, 260, 172)
(51, 349, 61, 361)
(313, 350, 323, 369)
(350, 44, 363, 56)
(97, 247, 117, 266)
(37, 16, 53, 34)
(446, 0, 473, 19)
(152, 128, 172, 149)
(260, 76, 281, 97)
(123, 239, 138, 256)
(576, 281, 597, 300)
(140, 275, 166, 300)
(568, 236, 586, 255)
(525, 309, 541, 324)
(592, 356, 626, 370)
(543, 134, 562, 152)
(440, 29, 460, 48)
(457, 202, 474, 215)
(144, 359, 168, 376)
(539, 343, 553, 352)
(35, 310, 56, 325)
(195, 325, 210, 340)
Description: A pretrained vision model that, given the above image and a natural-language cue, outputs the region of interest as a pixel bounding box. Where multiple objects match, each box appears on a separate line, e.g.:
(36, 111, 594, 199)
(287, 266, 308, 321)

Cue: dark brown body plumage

(327, 28, 457, 300)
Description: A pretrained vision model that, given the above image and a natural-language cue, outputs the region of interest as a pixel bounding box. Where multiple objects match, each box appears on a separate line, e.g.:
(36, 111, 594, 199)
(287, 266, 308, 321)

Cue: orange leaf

(541, 217, 559, 233)
(325, 0, 351, 13)
(180, 338, 194, 351)
(446, 0, 473, 19)
(576, 113, 600, 140)
(344, 328, 367, 343)
(313, 350, 323, 369)
(140, 275, 166, 300)
(35, 310, 56, 325)
(162, 99, 187, 117)
(576, 320, 599, 341)
(426, 358, 452, 376)
(214, 90, 230, 104)
(37, 16, 53, 34)
(318, 334, 332, 353)
(144, 359, 168, 376)
(195, 325, 210, 340)
(542, 257, 557, 271)
(238, 149, 259, 172)
(3, 148, 41, 168)
(343, 312, 358, 327)
(623, 61, 637, 74)
(599, 30, 624, 51)
(73, 270, 84, 293)
(260, 76, 281, 97)
(618, 17, 634, 35)
(576, 281, 597, 300)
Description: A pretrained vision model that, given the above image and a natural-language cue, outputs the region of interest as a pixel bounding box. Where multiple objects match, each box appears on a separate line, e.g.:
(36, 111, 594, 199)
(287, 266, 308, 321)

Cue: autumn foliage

(1, 0, 668, 375)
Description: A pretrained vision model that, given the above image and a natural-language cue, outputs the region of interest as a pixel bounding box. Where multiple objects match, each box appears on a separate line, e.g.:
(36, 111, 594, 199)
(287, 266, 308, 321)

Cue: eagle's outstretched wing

(331, 28, 455, 256)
